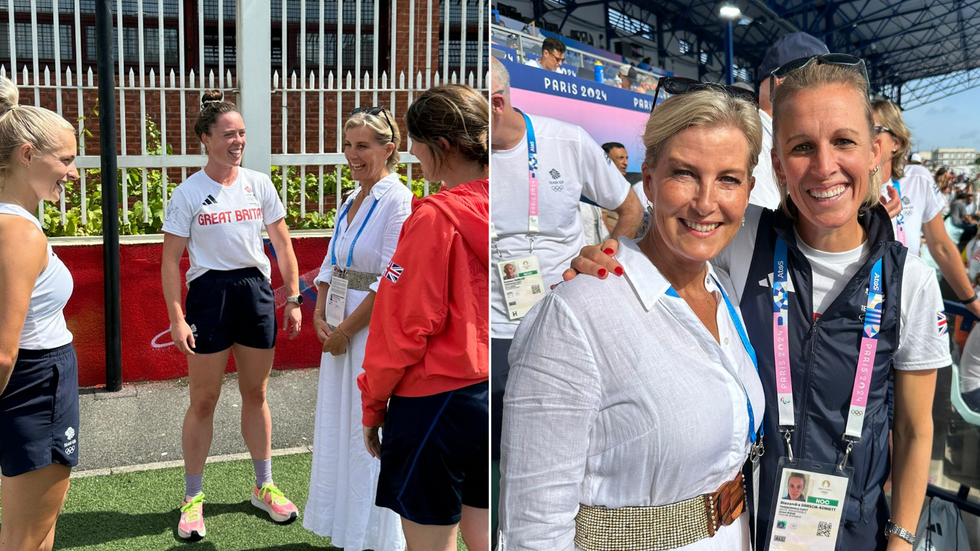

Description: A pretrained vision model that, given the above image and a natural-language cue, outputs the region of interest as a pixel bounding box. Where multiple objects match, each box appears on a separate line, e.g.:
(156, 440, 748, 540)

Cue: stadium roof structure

(528, 0, 980, 109)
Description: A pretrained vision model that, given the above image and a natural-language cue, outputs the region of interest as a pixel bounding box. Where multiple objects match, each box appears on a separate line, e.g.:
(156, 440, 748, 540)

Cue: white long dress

(304, 173, 412, 551)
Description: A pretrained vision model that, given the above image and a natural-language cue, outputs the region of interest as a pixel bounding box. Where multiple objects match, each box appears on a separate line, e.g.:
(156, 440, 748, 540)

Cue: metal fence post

(239, 0, 272, 173)
(96, 0, 122, 391)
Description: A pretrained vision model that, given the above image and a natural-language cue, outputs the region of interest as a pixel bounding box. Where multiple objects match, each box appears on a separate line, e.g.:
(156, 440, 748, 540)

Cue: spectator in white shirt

(873, 100, 980, 316)
(959, 325, 980, 412)
(523, 37, 566, 72)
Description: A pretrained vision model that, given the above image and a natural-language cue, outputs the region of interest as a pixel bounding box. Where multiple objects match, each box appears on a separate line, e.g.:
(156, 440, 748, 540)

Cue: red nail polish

(598, 268, 607, 277)
(615, 266, 624, 276)
(603, 248, 614, 255)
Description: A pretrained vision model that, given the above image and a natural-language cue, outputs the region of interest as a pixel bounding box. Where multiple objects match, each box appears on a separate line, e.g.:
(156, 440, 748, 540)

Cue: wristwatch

(286, 294, 303, 305)
(884, 521, 915, 545)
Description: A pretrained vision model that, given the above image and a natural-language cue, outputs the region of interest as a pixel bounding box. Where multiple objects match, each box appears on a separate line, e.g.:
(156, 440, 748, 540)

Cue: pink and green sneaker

(177, 493, 206, 540)
(251, 483, 298, 524)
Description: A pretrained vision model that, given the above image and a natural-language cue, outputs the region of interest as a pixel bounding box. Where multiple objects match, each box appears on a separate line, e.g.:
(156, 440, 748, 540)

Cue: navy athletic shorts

(376, 381, 489, 525)
(0, 343, 79, 477)
(184, 267, 277, 354)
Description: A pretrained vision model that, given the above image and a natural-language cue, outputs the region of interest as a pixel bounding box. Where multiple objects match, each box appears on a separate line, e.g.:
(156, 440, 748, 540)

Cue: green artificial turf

(0, 453, 469, 550)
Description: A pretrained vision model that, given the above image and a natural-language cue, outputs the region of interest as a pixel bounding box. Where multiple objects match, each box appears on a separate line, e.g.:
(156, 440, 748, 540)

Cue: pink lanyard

(772, 238, 883, 465)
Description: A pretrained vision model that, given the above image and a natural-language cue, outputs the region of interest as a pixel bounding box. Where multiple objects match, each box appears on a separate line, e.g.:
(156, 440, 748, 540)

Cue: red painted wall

(57, 236, 328, 388)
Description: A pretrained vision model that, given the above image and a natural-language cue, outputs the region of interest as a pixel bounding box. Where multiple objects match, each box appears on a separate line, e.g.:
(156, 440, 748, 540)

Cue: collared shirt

(499, 237, 763, 551)
(314, 172, 414, 293)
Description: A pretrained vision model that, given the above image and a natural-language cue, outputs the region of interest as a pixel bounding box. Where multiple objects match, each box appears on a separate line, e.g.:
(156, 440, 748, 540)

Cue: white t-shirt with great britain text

(163, 167, 287, 284)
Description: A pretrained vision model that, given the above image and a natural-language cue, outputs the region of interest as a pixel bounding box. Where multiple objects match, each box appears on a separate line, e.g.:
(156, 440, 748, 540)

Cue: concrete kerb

(0, 446, 314, 486)
(70, 445, 314, 479)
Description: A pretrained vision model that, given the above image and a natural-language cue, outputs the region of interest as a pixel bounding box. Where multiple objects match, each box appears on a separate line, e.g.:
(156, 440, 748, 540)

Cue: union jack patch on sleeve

(938, 312, 947, 336)
(384, 261, 403, 283)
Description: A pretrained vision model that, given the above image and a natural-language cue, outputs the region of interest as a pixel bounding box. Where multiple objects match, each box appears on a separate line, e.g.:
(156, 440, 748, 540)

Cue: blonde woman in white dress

(304, 107, 411, 551)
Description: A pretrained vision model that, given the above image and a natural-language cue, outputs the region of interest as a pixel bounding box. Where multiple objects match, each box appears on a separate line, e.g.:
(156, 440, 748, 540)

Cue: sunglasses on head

(350, 106, 394, 143)
(768, 54, 868, 98)
(652, 77, 757, 112)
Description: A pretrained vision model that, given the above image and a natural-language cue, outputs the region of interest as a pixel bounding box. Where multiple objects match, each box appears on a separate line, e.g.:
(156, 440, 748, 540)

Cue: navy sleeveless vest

(740, 205, 905, 550)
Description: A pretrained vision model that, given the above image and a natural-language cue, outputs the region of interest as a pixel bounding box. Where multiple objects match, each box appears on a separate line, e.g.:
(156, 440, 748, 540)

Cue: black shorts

(184, 268, 277, 354)
(376, 381, 489, 525)
(0, 343, 79, 477)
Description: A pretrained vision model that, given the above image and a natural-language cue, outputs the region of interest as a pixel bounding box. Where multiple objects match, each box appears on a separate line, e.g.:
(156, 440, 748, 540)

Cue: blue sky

(902, 86, 980, 153)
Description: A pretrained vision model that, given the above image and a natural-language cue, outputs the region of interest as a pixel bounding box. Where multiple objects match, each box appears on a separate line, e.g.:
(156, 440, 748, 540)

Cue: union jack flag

(384, 261, 403, 284)
(938, 312, 947, 336)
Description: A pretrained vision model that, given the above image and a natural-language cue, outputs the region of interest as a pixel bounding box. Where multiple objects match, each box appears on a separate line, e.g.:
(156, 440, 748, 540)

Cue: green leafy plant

(44, 120, 433, 237)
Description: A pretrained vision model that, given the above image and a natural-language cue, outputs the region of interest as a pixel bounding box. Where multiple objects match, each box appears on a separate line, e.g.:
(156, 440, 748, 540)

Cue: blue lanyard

(330, 193, 381, 269)
(666, 276, 761, 444)
(518, 110, 539, 238)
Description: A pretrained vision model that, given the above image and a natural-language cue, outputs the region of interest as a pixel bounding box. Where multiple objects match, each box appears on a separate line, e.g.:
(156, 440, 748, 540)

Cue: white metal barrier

(0, 0, 489, 234)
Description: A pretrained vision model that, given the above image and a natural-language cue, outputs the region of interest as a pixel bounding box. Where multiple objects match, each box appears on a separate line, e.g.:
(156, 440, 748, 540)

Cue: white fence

(0, 0, 489, 234)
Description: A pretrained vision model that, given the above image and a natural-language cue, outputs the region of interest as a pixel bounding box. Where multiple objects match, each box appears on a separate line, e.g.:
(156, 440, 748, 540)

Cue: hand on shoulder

(560, 237, 624, 284)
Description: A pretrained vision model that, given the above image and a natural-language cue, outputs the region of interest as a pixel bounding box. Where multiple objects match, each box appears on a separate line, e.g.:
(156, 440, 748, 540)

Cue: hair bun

(0, 76, 20, 116)
(201, 90, 223, 107)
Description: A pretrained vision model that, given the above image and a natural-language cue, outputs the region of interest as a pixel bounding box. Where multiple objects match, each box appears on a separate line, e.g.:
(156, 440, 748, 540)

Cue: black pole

(96, 0, 122, 391)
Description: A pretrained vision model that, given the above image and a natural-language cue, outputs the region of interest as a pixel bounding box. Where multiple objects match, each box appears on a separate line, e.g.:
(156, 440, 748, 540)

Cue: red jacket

(358, 178, 489, 426)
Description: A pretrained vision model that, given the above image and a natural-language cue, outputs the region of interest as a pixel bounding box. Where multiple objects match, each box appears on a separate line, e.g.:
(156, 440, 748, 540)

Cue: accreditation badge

(765, 457, 851, 550)
(497, 255, 546, 321)
(326, 274, 348, 327)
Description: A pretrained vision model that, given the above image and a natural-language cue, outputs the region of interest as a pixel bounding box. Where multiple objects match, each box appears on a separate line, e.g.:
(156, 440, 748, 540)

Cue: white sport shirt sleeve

(712, 204, 763, 303)
(258, 174, 287, 225)
(577, 126, 630, 211)
(894, 255, 952, 370)
(631, 180, 650, 208)
(922, 174, 946, 223)
(162, 186, 192, 237)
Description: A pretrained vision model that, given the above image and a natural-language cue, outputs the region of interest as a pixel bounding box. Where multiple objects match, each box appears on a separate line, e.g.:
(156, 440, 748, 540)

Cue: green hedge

(45, 117, 431, 237)
(43, 164, 429, 237)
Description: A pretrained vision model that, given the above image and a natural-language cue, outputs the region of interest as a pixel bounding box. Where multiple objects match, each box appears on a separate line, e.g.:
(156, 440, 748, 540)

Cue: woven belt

(574, 471, 746, 551)
(332, 267, 380, 292)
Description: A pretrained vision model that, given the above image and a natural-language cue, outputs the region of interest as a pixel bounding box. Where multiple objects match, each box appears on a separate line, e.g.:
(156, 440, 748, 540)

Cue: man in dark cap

(749, 32, 829, 210)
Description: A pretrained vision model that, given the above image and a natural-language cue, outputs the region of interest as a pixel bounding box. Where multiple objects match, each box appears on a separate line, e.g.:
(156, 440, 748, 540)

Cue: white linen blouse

(498, 237, 765, 551)
(314, 172, 413, 292)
